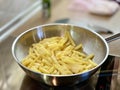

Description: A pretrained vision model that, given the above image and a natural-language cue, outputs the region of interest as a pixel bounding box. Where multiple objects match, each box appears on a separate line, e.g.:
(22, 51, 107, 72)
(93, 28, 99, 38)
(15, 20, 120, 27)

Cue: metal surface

(105, 33, 120, 43)
(12, 23, 110, 86)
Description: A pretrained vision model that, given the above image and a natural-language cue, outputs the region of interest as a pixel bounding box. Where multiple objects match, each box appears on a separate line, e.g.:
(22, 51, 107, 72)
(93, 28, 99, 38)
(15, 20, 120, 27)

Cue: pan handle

(105, 33, 120, 43)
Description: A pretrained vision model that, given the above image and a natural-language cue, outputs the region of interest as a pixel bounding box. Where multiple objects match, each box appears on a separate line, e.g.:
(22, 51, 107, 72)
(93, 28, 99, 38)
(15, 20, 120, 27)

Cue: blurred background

(0, 0, 120, 90)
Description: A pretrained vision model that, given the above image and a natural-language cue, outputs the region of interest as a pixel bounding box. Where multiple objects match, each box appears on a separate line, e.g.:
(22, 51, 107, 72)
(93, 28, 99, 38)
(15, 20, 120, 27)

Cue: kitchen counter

(0, 0, 120, 90)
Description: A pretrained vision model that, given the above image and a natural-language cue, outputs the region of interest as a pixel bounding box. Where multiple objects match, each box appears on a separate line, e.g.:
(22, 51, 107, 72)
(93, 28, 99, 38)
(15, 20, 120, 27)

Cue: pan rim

(11, 23, 109, 77)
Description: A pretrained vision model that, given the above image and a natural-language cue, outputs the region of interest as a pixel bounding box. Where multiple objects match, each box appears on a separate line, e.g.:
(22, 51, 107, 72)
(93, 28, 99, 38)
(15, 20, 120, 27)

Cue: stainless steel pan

(12, 23, 120, 86)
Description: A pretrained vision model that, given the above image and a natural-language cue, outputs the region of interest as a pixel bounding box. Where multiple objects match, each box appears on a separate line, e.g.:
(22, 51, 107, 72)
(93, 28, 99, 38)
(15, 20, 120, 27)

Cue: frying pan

(12, 23, 120, 86)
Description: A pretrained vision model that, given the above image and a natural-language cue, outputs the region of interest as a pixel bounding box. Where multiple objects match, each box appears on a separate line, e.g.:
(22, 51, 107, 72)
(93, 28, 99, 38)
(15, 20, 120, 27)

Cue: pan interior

(13, 24, 108, 66)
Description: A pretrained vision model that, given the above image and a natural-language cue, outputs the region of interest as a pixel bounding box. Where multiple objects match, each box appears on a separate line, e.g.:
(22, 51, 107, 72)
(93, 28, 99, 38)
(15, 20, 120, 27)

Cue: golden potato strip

(61, 56, 76, 64)
(51, 52, 59, 64)
(84, 54, 94, 60)
(54, 64, 72, 75)
(49, 66, 55, 74)
(75, 44, 83, 50)
(88, 59, 97, 66)
(21, 30, 97, 75)
(30, 66, 40, 72)
(59, 37, 68, 46)
(42, 59, 51, 66)
(66, 31, 76, 46)
(70, 64, 85, 73)
(72, 51, 86, 57)
(22, 58, 32, 66)
(38, 67, 50, 74)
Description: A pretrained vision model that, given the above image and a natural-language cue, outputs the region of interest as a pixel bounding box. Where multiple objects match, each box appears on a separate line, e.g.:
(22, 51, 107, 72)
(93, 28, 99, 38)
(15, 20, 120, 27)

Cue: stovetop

(0, 36, 120, 90)
(19, 55, 120, 90)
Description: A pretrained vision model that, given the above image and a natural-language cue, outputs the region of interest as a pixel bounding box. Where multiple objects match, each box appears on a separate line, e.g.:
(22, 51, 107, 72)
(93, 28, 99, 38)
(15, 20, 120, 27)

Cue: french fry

(38, 66, 50, 74)
(21, 30, 97, 75)
(84, 54, 94, 60)
(75, 44, 83, 50)
(66, 31, 76, 46)
(49, 66, 55, 74)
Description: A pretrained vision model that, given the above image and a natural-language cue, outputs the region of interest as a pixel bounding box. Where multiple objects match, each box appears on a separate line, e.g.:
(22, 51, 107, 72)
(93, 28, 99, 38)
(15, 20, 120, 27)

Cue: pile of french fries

(22, 30, 97, 75)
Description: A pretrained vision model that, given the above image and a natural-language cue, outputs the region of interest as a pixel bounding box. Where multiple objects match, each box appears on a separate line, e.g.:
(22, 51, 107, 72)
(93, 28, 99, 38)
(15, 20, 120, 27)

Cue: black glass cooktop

(20, 55, 120, 90)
